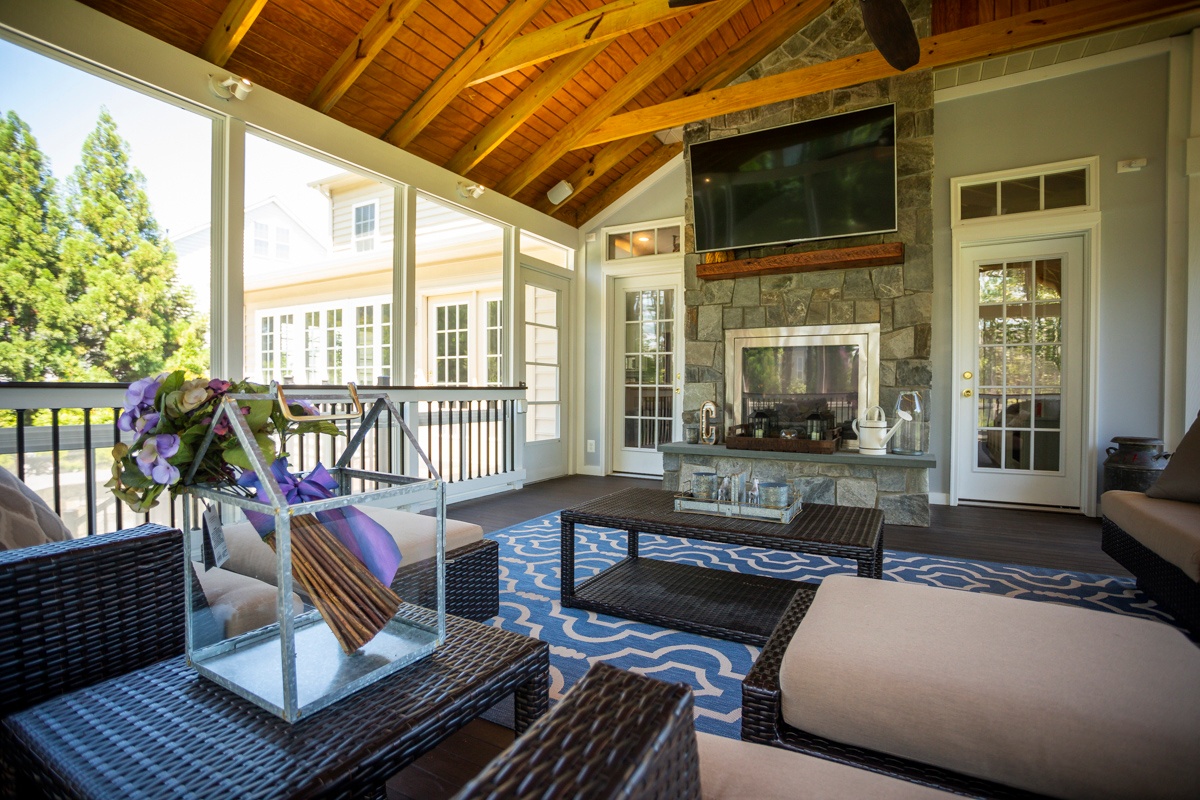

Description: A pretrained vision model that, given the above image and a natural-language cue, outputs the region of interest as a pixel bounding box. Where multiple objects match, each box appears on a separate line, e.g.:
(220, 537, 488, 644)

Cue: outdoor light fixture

(546, 180, 573, 206)
(457, 181, 486, 200)
(209, 74, 253, 101)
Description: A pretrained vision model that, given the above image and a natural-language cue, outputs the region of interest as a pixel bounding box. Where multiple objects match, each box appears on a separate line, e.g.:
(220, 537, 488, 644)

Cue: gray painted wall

(931, 52, 1171, 502)
(579, 161, 686, 469)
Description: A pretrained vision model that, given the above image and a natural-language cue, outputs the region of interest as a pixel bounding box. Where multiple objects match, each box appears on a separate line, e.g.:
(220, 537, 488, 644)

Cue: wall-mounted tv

(690, 104, 897, 253)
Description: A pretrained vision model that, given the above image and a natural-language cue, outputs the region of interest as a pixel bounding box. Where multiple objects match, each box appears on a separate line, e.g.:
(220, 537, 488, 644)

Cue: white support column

(216, 117, 246, 380)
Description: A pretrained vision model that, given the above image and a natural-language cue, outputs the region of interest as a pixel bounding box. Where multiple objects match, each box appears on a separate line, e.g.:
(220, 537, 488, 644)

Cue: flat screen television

(690, 104, 897, 253)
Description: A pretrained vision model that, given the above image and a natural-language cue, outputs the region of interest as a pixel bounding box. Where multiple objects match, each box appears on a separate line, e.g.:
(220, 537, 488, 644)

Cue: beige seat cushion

(222, 507, 484, 587)
(194, 563, 303, 638)
(1102, 490, 1200, 582)
(0, 466, 72, 550)
(697, 732, 949, 799)
(780, 574, 1200, 800)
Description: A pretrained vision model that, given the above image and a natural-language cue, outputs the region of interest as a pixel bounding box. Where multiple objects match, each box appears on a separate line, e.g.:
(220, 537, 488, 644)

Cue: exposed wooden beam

(537, 0, 833, 213)
(198, 0, 268, 66)
(307, 0, 425, 114)
(384, 0, 556, 148)
(447, 42, 609, 176)
(494, 0, 756, 198)
(468, 0, 696, 86)
(568, 142, 682, 224)
(577, 0, 1200, 148)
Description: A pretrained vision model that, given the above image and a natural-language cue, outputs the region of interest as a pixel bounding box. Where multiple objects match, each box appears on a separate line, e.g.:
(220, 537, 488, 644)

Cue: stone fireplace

(662, 0, 935, 526)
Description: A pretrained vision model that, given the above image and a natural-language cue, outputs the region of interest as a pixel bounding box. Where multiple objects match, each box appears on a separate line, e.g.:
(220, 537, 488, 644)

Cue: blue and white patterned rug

(485, 511, 1180, 739)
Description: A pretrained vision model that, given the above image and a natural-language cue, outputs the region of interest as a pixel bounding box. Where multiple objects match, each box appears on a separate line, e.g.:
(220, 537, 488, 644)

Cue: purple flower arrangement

(107, 370, 340, 513)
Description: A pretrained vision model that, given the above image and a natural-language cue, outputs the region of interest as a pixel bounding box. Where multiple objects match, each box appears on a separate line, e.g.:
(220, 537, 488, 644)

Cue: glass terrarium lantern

(181, 385, 445, 723)
(891, 391, 926, 455)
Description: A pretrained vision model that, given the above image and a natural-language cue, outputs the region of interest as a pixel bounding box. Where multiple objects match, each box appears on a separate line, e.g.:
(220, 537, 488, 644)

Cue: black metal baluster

(51, 408, 61, 515)
(113, 410, 123, 531)
(83, 408, 97, 537)
(15, 409, 26, 481)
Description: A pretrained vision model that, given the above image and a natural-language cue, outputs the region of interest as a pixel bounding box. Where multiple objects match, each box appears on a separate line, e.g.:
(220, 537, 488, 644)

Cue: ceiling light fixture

(209, 74, 253, 101)
(457, 181, 486, 199)
(547, 180, 574, 206)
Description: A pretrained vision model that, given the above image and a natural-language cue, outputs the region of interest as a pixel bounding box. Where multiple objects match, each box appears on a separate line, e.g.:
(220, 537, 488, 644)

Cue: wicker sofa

(743, 575, 1200, 800)
(455, 661, 950, 799)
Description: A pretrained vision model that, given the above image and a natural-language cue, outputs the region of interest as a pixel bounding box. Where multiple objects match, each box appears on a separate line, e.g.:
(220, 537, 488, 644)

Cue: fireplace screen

(726, 324, 879, 434)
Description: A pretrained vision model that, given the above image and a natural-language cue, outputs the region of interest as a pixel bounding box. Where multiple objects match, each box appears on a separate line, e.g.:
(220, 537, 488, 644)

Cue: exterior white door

(610, 277, 681, 475)
(520, 267, 569, 483)
(955, 236, 1085, 508)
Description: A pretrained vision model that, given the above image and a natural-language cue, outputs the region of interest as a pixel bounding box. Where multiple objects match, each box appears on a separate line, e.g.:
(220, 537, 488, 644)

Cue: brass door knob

(962, 371, 973, 380)
(963, 389, 973, 398)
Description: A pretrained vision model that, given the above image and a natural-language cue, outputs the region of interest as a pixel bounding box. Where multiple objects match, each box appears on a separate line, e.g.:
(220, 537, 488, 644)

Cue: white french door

(954, 236, 1085, 508)
(610, 276, 682, 475)
(520, 267, 569, 483)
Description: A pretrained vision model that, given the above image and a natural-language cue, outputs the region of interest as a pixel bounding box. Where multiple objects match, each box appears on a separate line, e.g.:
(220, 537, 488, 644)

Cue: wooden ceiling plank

(447, 41, 610, 175)
(493, 0, 758, 198)
(579, 0, 1200, 148)
(384, 0, 558, 148)
(199, 0, 269, 66)
(566, 141, 683, 223)
(469, 0, 696, 85)
(537, 0, 832, 212)
(307, 0, 427, 114)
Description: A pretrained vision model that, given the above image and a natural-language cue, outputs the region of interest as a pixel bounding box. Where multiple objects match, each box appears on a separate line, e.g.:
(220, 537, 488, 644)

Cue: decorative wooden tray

(725, 430, 841, 454)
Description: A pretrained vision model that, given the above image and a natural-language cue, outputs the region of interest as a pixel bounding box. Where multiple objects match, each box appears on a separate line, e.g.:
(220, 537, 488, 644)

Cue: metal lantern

(804, 411, 826, 441)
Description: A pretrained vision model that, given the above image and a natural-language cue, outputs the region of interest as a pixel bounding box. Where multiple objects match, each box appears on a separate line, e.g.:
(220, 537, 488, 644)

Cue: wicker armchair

(454, 661, 702, 800)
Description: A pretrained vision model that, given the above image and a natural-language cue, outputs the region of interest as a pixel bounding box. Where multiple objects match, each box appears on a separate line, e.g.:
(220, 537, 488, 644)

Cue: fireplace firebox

(724, 324, 880, 435)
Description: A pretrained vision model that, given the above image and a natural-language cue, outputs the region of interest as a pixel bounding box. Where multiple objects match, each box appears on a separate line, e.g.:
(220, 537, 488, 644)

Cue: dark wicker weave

(742, 589, 1046, 799)
(391, 538, 500, 621)
(0, 523, 184, 719)
(561, 488, 882, 644)
(3, 613, 549, 800)
(1102, 516, 1200, 636)
(454, 662, 700, 800)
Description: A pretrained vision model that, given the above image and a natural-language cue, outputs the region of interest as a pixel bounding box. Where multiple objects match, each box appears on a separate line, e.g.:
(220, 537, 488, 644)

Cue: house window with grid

(253, 221, 270, 257)
(434, 302, 469, 385)
(260, 316, 275, 382)
(275, 226, 290, 260)
(356, 305, 374, 384)
(353, 202, 376, 252)
(486, 299, 502, 386)
(304, 312, 322, 383)
(326, 308, 343, 384)
(380, 303, 391, 384)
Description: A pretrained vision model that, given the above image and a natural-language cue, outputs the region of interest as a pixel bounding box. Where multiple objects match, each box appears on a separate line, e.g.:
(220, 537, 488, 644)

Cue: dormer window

(354, 201, 377, 252)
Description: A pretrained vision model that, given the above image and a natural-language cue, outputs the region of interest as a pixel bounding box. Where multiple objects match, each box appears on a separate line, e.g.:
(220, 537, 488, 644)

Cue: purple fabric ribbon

(237, 459, 403, 586)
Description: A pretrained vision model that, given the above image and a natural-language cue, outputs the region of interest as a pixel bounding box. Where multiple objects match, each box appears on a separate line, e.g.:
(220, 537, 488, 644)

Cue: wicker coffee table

(561, 487, 884, 645)
(3, 611, 548, 799)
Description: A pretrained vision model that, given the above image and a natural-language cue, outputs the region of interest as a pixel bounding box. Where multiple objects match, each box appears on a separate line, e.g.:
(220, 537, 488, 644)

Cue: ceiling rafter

(576, 0, 1200, 148)
(383, 0, 557, 148)
(467, 0, 697, 86)
(492, 0, 758, 199)
(447, 41, 610, 176)
(198, 0, 269, 66)
(539, 0, 834, 215)
(307, 0, 426, 114)
(573, 141, 682, 225)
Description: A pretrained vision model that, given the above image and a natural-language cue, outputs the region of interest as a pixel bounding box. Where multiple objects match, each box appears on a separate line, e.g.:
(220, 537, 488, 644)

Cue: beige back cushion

(780, 574, 1200, 800)
(194, 563, 303, 638)
(221, 506, 484, 587)
(1147, 410, 1200, 502)
(0, 466, 72, 550)
(696, 732, 950, 799)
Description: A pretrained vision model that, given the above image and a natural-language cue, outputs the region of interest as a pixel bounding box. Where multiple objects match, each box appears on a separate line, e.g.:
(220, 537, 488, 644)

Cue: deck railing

(0, 382, 526, 538)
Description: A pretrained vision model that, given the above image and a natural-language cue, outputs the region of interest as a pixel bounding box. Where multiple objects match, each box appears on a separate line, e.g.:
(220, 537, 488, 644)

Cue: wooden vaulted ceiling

(76, 0, 1200, 227)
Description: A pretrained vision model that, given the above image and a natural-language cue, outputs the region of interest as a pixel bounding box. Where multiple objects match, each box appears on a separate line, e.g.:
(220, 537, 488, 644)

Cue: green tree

(58, 108, 198, 381)
(0, 110, 69, 380)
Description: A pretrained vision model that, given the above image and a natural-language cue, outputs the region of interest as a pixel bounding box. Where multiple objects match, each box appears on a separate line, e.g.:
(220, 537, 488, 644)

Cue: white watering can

(852, 405, 911, 455)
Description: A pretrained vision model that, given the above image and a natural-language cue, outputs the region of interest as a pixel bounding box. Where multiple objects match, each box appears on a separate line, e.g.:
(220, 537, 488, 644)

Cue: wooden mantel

(697, 242, 904, 280)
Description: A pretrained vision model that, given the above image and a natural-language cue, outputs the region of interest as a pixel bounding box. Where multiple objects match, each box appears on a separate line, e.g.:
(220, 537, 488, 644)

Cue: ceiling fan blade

(859, 0, 920, 71)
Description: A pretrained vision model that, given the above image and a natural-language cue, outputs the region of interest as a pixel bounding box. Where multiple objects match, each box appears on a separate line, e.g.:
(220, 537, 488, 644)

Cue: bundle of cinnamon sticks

(265, 513, 401, 653)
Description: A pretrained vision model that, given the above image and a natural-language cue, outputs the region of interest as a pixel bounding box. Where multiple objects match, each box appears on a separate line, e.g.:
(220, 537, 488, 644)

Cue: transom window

(953, 159, 1096, 225)
(604, 220, 681, 262)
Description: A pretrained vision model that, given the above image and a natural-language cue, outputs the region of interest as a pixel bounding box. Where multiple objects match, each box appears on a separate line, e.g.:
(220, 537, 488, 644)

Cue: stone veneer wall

(675, 0, 934, 525)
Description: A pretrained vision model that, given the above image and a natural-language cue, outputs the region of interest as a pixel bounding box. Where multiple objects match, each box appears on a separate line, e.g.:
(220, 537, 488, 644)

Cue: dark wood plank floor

(390, 474, 1129, 799)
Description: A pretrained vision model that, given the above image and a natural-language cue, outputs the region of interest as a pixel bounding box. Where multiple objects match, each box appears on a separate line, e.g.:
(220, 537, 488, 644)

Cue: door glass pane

(1005, 303, 1032, 344)
(524, 284, 559, 442)
(978, 430, 1001, 468)
(979, 346, 1003, 386)
(978, 264, 1004, 303)
(1036, 303, 1061, 343)
(1035, 345, 1061, 385)
(526, 326, 558, 363)
(978, 306, 1003, 344)
(1035, 259, 1061, 299)
(1006, 346, 1032, 386)
(625, 323, 640, 355)
(1034, 431, 1061, 471)
(1006, 430, 1032, 470)
(624, 387, 638, 417)
(1004, 262, 1031, 302)
(1034, 389, 1060, 429)
(977, 393, 1003, 428)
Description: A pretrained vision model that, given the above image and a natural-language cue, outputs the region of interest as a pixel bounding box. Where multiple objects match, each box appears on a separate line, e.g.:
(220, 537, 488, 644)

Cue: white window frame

(601, 216, 684, 269)
(950, 157, 1099, 229)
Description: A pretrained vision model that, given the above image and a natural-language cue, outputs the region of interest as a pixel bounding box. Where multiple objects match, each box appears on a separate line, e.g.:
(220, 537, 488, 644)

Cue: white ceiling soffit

(933, 11, 1200, 93)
